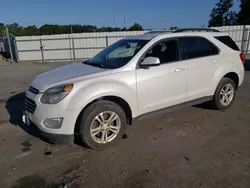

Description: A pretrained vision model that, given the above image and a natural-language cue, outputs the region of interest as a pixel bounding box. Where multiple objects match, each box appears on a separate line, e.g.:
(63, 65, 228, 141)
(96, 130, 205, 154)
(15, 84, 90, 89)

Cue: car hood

(30, 62, 112, 92)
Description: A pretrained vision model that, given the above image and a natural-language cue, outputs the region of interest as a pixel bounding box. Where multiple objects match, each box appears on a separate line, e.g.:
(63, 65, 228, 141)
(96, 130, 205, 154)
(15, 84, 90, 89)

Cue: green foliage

(97, 27, 118, 32)
(25, 25, 40, 36)
(0, 22, 144, 36)
(209, 0, 250, 26)
(170, 26, 178, 31)
(0, 23, 5, 34)
(238, 0, 250, 24)
(128, 23, 143, 31)
(7, 23, 25, 36)
(208, 0, 236, 27)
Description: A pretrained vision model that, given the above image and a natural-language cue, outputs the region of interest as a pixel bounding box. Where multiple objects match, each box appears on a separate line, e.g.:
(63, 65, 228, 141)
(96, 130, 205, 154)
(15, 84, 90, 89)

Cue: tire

(211, 77, 236, 110)
(79, 100, 127, 149)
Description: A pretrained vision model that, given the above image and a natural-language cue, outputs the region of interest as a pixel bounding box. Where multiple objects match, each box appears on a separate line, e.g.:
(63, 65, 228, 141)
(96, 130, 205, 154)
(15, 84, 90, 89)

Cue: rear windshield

(214, 36, 240, 51)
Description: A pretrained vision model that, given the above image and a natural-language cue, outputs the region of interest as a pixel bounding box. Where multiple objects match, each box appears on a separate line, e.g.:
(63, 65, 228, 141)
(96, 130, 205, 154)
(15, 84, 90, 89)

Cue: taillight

(240, 52, 245, 64)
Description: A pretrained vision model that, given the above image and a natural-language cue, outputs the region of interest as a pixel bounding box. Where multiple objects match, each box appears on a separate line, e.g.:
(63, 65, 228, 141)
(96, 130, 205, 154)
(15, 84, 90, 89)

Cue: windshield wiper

(82, 60, 89, 64)
(82, 61, 105, 68)
(90, 63, 105, 68)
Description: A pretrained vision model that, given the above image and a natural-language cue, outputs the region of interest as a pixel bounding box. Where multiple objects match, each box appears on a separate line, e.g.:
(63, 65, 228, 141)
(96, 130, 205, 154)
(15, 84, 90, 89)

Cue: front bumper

(23, 89, 82, 142)
(35, 123, 74, 144)
(23, 112, 74, 144)
(25, 121, 74, 144)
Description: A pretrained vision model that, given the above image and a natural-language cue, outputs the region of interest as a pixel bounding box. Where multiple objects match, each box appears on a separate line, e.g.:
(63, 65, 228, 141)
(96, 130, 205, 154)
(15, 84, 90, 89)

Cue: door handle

(175, 68, 186, 72)
(212, 60, 218, 63)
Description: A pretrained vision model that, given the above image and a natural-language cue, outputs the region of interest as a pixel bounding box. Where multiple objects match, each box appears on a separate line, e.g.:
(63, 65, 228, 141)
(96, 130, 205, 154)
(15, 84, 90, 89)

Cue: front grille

(29, 86, 39, 94)
(25, 97, 37, 113)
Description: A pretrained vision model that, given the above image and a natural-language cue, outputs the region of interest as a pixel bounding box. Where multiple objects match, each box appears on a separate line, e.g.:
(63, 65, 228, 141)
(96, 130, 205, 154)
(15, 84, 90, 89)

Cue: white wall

(16, 31, 148, 62)
(16, 26, 250, 62)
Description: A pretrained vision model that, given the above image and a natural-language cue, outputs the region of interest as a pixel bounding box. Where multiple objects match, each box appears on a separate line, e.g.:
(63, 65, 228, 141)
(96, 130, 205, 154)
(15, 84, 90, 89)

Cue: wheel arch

(213, 67, 240, 95)
(222, 72, 239, 89)
(74, 95, 133, 135)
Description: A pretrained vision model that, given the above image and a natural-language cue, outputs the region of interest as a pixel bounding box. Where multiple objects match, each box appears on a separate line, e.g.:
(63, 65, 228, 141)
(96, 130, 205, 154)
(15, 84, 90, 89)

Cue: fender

(211, 61, 239, 94)
(67, 80, 138, 117)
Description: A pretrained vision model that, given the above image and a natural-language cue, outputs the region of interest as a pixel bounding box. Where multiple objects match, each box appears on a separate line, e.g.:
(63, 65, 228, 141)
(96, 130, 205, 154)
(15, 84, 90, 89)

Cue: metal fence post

(39, 38, 44, 63)
(106, 36, 109, 47)
(68, 34, 72, 61)
(13, 36, 19, 62)
(71, 36, 75, 61)
(246, 30, 250, 55)
(71, 26, 76, 61)
(6, 27, 14, 63)
(241, 25, 247, 52)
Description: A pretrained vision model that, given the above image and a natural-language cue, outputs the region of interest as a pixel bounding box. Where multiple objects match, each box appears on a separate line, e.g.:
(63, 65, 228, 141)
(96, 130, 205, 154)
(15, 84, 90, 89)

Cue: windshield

(85, 39, 149, 69)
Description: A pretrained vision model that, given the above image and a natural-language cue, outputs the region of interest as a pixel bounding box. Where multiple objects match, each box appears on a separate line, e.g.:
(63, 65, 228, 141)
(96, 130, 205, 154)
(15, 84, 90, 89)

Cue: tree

(170, 26, 178, 31)
(0, 23, 5, 34)
(39, 24, 63, 35)
(208, 0, 236, 27)
(238, 0, 250, 24)
(80, 25, 97, 32)
(97, 27, 115, 32)
(121, 27, 127, 31)
(128, 23, 143, 31)
(25, 25, 40, 36)
(7, 23, 25, 36)
(0, 22, 144, 36)
(224, 11, 238, 25)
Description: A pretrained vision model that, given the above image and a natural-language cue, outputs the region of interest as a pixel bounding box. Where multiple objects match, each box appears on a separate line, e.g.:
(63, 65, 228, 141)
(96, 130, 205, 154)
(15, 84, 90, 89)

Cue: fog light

(43, 118, 63, 129)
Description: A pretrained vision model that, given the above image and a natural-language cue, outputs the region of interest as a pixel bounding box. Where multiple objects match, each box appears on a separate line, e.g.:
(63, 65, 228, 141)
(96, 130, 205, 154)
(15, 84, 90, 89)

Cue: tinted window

(214, 36, 240, 51)
(179, 37, 219, 60)
(145, 40, 179, 63)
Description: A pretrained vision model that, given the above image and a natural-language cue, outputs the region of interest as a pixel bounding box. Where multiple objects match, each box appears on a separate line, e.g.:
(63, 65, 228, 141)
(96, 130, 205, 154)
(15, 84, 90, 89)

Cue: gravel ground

(0, 60, 250, 188)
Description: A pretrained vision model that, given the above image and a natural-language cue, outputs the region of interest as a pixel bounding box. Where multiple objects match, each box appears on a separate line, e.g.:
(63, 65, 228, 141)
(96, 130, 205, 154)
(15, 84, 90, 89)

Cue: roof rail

(174, 28, 220, 33)
(147, 30, 172, 34)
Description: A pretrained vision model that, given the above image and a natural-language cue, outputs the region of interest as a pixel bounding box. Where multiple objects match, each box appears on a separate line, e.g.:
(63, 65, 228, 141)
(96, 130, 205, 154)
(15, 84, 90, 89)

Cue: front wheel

(212, 77, 236, 110)
(79, 100, 126, 149)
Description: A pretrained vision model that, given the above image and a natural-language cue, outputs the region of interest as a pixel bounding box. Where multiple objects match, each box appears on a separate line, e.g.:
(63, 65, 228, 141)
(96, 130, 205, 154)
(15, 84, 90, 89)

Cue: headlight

(40, 84, 73, 104)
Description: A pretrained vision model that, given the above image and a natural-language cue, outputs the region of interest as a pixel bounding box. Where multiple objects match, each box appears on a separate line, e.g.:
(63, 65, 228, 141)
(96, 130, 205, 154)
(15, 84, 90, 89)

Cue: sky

(1, 0, 240, 30)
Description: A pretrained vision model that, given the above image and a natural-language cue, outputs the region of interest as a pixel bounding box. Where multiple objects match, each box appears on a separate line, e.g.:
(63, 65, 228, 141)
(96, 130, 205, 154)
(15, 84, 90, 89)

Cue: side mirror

(140, 57, 160, 68)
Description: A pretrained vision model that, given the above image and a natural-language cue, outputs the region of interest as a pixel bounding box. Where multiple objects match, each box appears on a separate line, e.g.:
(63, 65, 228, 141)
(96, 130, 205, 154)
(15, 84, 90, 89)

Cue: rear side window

(179, 37, 219, 60)
(214, 36, 240, 51)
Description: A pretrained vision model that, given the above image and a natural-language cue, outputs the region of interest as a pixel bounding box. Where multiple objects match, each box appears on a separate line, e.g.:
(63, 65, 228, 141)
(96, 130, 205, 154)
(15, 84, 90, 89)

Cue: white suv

(23, 29, 245, 149)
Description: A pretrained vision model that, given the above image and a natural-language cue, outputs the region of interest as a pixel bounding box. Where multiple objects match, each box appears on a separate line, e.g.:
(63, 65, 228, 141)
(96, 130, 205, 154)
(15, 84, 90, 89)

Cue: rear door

(178, 37, 220, 101)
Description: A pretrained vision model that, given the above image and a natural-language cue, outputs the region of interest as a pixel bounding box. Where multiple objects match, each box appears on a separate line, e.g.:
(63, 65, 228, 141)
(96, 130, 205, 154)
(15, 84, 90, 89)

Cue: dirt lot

(0, 60, 250, 188)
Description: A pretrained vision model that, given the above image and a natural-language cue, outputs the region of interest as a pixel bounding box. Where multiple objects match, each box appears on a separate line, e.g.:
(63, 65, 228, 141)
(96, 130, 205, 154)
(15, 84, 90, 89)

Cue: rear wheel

(79, 100, 126, 149)
(212, 77, 236, 110)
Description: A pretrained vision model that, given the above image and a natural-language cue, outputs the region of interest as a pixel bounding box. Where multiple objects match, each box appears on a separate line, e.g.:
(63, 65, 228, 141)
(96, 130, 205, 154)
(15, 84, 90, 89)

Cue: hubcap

(220, 83, 234, 106)
(90, 111, 121, 144)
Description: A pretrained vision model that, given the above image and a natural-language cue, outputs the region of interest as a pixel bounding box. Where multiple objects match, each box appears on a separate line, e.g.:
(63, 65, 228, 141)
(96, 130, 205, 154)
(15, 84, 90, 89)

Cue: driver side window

(145, 39, 179, 64)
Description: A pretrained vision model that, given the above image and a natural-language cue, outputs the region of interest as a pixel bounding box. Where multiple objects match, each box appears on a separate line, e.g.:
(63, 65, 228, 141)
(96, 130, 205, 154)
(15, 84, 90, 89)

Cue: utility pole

(124, 15, 126, 28)
(112, 0, 116, 26)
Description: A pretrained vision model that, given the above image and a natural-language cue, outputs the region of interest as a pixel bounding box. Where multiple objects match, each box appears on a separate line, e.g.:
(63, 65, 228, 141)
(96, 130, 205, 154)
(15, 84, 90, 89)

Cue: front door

(136, 39, 187, 116)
